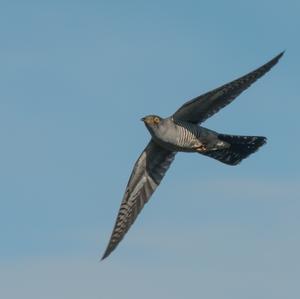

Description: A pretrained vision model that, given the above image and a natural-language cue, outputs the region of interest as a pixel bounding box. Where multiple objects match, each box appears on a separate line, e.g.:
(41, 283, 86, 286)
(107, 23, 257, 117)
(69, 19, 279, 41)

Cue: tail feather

(202, 134, 267, 165)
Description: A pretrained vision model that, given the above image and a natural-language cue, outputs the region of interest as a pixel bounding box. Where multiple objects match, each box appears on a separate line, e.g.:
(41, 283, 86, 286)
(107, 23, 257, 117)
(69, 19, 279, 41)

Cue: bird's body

(144, 116, 228, 153)
(102, 52, 284, 260)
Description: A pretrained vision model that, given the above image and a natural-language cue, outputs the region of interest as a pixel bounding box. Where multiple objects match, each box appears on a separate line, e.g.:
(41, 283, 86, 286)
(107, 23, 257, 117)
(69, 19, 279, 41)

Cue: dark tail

(202, 134, 267, 165)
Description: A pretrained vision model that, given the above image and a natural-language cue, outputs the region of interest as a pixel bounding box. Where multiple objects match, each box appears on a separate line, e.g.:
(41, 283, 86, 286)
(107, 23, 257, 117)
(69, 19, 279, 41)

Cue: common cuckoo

(102, 52, 284, 260)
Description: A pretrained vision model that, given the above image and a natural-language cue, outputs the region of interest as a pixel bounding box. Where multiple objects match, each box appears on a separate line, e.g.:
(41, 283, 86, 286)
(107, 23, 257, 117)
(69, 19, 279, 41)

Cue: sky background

(0, 1, 299, 298)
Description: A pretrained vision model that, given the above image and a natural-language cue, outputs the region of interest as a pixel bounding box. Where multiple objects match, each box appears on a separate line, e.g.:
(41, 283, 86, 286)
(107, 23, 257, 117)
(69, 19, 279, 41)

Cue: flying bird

(102, 52, 284, 260)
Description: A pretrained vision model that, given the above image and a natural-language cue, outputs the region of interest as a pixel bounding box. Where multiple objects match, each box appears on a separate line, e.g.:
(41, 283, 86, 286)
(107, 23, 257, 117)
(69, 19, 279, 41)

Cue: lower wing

(102, 140, 176, 260)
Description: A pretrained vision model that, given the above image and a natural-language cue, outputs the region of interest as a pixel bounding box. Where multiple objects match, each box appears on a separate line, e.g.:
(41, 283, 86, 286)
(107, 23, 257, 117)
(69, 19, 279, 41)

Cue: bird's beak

(141, 117, 146, 122)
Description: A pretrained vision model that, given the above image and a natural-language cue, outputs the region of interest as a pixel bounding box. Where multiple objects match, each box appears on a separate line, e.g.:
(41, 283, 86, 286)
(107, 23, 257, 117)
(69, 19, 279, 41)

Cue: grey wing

(102, 140, 176, 260)
(173, 52, 284, 124)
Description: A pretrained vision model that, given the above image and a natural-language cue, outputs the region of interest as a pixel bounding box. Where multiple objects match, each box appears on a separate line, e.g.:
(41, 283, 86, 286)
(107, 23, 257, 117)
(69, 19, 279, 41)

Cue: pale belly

(153, 123, 229, 153)
(153, 137, 201, 152)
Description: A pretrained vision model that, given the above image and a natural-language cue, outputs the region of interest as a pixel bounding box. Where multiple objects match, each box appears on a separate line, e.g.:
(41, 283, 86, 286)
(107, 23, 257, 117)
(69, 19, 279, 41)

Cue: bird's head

(141, 115, 162, 127)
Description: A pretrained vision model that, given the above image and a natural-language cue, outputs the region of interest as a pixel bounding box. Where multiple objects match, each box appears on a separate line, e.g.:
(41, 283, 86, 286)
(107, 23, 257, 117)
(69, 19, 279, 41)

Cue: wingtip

(275, 50, 285, 60)
(264, 51, 285, 69)
(100, 250, 110, 261)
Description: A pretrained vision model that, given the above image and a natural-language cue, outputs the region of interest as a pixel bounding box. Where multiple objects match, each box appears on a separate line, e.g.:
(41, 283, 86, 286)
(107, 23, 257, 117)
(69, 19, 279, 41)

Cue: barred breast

(149, 118, 221, 153)
(171, 119, 203, 150)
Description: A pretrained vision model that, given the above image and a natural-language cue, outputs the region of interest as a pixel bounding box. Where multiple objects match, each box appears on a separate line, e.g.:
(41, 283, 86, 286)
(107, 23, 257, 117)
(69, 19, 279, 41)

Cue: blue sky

(0, 1, 299, 298)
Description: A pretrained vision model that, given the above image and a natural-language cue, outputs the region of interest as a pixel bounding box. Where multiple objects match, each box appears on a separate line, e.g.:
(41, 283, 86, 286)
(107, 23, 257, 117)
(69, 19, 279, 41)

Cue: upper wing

(102, 140, 175, 260)
(173, 52, 284, 124)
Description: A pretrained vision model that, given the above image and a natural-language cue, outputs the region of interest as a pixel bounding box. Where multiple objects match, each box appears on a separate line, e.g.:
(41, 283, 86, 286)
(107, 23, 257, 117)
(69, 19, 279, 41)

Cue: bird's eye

(154, 117, 160, 124)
